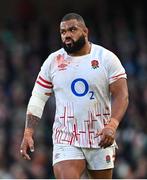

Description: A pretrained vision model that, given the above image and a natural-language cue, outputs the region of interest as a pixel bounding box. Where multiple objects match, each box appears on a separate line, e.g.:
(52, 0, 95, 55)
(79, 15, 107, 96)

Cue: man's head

(60, 13, 88, 54)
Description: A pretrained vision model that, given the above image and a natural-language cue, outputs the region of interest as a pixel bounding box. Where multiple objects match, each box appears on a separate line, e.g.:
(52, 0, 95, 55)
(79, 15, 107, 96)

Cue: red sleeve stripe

(36, 81, 53, 89)
(109, 73, 126, 79)
(38, 76, 52, 85)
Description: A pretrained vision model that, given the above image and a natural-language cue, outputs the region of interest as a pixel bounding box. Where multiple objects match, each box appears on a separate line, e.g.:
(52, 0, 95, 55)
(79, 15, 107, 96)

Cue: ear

(83, 27, 88, 37)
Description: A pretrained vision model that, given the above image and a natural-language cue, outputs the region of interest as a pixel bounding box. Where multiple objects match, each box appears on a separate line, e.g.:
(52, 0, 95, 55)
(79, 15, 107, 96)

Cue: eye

(70, 27, 77, 32)
(60, 30, 66, 35)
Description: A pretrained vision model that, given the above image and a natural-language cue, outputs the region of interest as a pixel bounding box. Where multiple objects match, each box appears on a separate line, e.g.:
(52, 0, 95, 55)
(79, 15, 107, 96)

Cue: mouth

(64, 39, 73, 45)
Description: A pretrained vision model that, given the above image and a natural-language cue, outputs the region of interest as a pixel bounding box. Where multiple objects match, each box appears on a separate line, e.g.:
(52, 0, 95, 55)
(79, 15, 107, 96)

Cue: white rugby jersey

(31, 43, 127, 148)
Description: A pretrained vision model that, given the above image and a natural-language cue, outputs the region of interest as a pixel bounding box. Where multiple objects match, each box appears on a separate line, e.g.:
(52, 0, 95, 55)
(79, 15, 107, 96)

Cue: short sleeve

(32, 56, 53, 99)
(106, 51, 127, 84)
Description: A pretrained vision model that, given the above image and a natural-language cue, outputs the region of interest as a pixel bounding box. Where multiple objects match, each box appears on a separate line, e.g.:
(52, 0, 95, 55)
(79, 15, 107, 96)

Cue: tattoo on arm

(25, 114, 40, 130)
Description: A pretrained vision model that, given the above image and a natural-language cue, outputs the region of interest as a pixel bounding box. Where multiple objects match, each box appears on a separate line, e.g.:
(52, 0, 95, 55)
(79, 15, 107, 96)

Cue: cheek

(74, 34, 83, 41)
(72, 32, 81, 39)
(60, 35, 65, 42)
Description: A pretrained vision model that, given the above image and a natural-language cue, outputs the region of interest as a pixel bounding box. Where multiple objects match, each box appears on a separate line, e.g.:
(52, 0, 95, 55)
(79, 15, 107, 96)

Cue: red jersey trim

(109, 73, 126, 79)
(36, 81, 53, 89)
(38, 76, 52, 85)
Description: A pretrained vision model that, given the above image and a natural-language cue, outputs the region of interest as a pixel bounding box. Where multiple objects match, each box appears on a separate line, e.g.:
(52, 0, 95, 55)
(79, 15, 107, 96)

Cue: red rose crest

(91, 60, 99, 69)
(106, 155, 111, 163)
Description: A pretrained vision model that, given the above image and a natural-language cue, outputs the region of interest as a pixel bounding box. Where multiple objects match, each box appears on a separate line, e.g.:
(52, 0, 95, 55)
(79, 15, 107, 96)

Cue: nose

(64, 31, 72, 38)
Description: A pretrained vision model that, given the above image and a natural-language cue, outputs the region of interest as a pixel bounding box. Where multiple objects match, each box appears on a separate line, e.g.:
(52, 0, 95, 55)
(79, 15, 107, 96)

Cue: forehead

(60, 19, 83, 30)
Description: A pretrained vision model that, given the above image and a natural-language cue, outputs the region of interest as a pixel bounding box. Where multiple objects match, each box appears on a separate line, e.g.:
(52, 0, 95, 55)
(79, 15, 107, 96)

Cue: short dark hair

(61, 13, 86, 26)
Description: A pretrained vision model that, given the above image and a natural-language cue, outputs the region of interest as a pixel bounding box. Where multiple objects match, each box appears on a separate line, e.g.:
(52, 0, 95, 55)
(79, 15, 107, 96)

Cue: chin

(65, 43, 73, 48)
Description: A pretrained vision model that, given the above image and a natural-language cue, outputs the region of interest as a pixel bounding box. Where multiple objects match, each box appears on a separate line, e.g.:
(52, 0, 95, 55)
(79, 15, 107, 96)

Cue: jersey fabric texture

(31, 43, 127, 148)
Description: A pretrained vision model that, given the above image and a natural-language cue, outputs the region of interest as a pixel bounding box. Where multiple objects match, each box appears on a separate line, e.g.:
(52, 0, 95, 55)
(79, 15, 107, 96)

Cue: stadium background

(0, 0, 147, 178)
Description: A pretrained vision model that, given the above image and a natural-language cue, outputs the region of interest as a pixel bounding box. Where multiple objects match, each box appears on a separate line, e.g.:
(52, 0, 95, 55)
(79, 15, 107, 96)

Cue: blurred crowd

(0, 0, 147, 178)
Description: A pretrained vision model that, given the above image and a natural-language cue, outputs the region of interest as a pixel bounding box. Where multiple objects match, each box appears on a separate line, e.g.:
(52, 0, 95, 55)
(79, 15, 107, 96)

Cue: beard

(62, 35, 86, 54)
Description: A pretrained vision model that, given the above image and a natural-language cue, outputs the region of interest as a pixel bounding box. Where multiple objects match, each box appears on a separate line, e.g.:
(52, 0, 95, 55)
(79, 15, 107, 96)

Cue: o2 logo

(71, 78, 94, 100)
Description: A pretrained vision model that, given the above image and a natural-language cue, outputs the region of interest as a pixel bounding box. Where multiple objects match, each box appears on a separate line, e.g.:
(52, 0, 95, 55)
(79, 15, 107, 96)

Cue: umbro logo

(56, 54, 70, 71)
(54, 153, 60, 160)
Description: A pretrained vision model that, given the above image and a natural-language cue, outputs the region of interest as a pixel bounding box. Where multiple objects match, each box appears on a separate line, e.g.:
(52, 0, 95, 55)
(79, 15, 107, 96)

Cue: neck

(69, 41, 91, 56)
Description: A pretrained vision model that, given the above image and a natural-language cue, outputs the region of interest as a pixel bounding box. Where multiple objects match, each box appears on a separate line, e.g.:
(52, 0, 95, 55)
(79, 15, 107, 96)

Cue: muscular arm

(20, 114, 40, 160)
(110, 78, 129, 123)
(98, 78, 129, 148)
(25, 114, 40, 131)
(20, 55, 52, 160)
